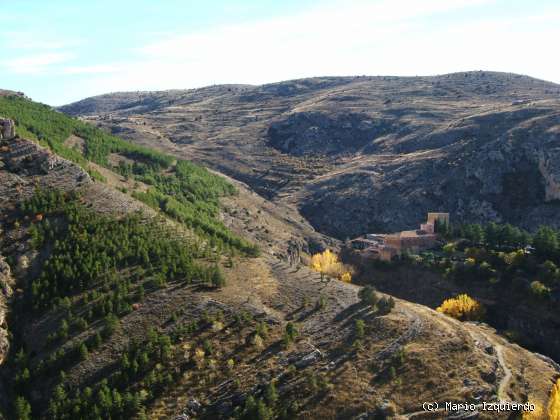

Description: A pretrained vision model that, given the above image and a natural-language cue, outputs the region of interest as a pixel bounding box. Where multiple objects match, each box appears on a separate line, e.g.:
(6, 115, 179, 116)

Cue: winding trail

(370, 307, 423, 364)
(399, 304, 515, 419)
(491, 343, 512, 401)
(461, 323, 513, 402)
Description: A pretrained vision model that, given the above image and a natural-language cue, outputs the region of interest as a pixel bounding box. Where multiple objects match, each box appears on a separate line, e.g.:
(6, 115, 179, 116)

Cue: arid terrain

(61, 71, 560, 239)
(1, 134, 558, 419)
(0, 75, 559, 419)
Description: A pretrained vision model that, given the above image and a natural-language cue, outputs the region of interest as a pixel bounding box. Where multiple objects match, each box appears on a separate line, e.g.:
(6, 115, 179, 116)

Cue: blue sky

(1, 0, 559, 105)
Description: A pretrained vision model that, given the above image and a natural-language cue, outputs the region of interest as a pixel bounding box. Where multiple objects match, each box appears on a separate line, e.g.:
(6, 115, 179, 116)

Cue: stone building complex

(350, 213, 449, 261)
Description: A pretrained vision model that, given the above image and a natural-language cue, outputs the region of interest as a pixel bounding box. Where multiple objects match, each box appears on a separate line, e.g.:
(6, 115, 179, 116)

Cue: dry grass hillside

(1, 121, 559, 418)
(60, 71, 560, 239)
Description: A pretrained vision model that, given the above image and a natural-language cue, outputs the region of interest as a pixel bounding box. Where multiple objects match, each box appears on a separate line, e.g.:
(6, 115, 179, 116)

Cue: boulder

(295, 349, 323, 368)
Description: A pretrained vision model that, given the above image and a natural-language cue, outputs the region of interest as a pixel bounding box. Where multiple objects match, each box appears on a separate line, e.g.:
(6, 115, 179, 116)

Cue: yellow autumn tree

(310, 249, 352, 282)
(436, 294, 485, 321)
(340, 272, 352, 283)
(549, 378, 560, 420)
(523, 400, 545, 420)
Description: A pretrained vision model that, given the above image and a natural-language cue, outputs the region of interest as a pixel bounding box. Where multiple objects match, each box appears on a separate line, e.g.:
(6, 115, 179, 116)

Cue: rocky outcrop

(0, 137, 155, 228)
(1, 137, 91, 187)
(299, 105, 560, 238)
(0, 119, 15, 141)
(0, 255, 11, 420)
(538, 152, 560, 202)
(0, 255, 14, 366)
(268, 112, 392, 156)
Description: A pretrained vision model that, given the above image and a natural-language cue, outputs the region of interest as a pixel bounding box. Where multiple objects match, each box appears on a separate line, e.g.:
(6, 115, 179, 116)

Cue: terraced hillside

(60, 71, 560, 239)
(1, 92, 559, 419)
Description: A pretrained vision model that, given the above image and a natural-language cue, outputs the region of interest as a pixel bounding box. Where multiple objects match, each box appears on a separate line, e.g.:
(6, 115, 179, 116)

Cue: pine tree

(79, 342, 89, 360)
(355, 319, 365, 339)
(257, 399, 273, 420)
(242, 395, 257, 419)
(93, 331, 103, 348)
(102, 314, 119, 338)
(359, 285, 379, 307)
(534, 226, 559, 260)
(14, 396, 32, 420)
(59, 319, 69, 339)
(265, 381, 278, 404)
(211, 267, 226, 288)
(377, 296, 395, 314)
(121, 353, 130, 370)
(285, 322, 298, 340)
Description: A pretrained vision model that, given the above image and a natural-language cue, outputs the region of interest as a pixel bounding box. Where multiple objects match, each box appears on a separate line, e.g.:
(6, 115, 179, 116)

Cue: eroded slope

(61, 72, 560, 238)
(0, 134, 558, 419)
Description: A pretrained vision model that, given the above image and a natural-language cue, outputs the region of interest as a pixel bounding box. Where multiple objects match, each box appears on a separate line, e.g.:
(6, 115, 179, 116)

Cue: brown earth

(60, 71, 560, 240)
(1, 133, 558, 418)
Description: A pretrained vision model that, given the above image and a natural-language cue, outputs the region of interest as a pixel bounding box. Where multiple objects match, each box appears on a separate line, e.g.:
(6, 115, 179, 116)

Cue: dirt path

(371, 307, 423, 363)
(407, 301, 514, 398)
(402, 343, 511, 420)
(460, 323, 513, 402)
(495, 344, 512, 400)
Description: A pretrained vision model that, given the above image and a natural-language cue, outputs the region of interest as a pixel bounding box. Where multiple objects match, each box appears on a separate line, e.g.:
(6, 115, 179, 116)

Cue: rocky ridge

(60, 71, 560, 238)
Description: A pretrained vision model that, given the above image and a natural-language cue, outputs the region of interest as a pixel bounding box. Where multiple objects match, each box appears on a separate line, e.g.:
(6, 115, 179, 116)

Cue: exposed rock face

(539, 152, 560, 202)
(299, 105, 560, 237)
(1, 137, 91, 185)
(268, 112, 392, 156)
(0, 136, 94, 273)
(0, 119, 15, 141)
(0, 255, 12, 420)
(0, 256, 14, 366)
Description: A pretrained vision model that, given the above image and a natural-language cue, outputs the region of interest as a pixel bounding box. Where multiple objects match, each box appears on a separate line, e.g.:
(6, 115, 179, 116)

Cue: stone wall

(0, 119, 15, 140)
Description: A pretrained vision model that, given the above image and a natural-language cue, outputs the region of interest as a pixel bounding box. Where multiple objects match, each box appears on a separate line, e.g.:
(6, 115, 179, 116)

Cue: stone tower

(0, 118, 16, 140)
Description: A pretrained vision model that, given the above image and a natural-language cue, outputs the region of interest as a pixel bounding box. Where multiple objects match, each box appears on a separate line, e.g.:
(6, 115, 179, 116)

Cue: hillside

(2, 92, 559, 419)
(60, 71, 560, 239)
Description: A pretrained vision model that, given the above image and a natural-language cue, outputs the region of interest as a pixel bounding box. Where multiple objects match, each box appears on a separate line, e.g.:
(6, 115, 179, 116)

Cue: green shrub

(355, 319, 365, 339)
(377, 296, 395, 314)
(530, 280, 551, 299)
(359, 286, 379, 307)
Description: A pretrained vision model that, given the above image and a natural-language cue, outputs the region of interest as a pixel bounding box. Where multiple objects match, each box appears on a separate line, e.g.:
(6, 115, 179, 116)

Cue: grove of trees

(310, 250, 352, 282)
(436, 294, 485, 321)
